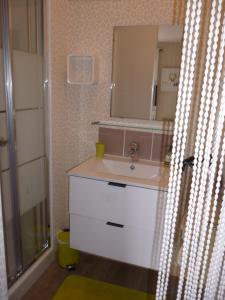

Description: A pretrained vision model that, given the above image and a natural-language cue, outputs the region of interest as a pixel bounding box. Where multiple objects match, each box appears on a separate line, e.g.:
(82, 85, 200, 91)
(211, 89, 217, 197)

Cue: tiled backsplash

(98, 128, 125, 156)
(99, 127, 173, 162)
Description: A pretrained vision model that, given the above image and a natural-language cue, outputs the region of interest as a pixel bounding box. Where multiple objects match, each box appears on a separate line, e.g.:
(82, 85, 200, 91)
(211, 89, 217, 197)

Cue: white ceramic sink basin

(100, 158, 161, 180)
(67, 155, 169, 190)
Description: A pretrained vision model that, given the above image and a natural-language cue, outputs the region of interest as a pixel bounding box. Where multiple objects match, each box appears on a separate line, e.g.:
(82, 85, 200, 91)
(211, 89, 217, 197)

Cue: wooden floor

(22, 252, 178, 300)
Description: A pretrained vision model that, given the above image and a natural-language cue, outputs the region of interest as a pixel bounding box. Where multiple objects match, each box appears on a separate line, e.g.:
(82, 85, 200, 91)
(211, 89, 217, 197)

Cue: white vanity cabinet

(69, 175, 166, 269)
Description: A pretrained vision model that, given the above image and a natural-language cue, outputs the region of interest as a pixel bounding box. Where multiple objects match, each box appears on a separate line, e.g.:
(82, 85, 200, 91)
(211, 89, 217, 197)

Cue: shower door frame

(1, 0, 23, 279)
(0, 0, 52, 286)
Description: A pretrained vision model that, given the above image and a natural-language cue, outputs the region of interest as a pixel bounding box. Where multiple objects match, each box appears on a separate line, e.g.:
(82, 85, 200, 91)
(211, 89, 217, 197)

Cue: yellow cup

(96, 142, 105, 158)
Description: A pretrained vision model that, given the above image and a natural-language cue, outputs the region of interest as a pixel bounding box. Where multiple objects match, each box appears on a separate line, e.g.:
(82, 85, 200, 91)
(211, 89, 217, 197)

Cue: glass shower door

(0, 0, 50, 286)
(0, 1, 18, 283)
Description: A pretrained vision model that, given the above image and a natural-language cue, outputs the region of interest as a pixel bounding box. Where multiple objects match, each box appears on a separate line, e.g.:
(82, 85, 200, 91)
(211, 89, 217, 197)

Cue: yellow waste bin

(57, 229, 79, 269)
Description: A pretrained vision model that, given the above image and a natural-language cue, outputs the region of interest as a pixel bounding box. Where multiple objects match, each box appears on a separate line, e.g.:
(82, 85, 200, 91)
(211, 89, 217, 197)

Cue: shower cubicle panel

(0, 0, 18, 283)
(0, 0, 50, 285)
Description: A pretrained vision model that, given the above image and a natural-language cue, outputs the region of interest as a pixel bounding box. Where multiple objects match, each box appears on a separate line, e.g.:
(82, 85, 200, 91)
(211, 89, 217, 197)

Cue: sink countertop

(67, 155, 169, 191)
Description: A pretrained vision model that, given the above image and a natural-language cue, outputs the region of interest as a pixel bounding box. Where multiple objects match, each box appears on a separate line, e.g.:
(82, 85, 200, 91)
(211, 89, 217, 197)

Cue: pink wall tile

(124, 130, 153, 160)
(99, 127, 124, 156)
(98, 127, 173, 162)
(151, 133, 173, 162)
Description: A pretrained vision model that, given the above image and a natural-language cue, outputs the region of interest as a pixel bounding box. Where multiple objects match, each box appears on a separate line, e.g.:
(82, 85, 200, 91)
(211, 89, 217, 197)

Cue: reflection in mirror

(110, 25, 183, 121)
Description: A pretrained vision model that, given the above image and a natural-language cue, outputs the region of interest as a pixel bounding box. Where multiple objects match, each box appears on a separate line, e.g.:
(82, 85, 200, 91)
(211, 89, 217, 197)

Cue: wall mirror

(110, 25, 183, 121)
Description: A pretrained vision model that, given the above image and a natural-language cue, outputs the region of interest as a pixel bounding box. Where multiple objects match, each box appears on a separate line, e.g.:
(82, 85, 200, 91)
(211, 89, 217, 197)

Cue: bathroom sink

(67, 155, 169, 190)
(100, 158, 161, 180)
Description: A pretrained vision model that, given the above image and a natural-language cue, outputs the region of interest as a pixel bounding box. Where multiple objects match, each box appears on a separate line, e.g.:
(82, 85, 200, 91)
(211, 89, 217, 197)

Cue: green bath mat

(53, 275, 155, 300)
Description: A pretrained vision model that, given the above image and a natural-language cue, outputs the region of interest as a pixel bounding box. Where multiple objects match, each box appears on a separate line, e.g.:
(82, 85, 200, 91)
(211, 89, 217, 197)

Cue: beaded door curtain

(156, 0, 225, 299)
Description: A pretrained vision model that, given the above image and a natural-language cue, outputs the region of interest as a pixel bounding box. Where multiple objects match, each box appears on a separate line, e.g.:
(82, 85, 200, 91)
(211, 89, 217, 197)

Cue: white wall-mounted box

(160, 67, 179, 92)
(67, 54, 97, 85)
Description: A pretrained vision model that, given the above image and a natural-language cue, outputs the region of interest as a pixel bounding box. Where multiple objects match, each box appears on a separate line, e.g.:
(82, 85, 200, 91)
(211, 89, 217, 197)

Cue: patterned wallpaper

(49, 0, 71, 234)
(50, 0, 177, 233)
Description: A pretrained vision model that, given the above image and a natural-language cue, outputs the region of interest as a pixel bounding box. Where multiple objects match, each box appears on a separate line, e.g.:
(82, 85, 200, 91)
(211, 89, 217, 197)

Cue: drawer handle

(106, 221, 124, 228)
(108, 182, 127, 188)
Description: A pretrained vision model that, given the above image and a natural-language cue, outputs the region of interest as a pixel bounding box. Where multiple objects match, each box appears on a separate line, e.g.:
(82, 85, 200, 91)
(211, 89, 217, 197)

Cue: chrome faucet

(129, 141, 139, 163)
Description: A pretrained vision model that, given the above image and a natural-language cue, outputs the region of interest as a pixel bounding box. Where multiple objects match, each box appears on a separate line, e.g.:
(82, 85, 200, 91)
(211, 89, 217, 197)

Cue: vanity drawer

(70, 213, 153, 268)
(69, 176, 164, 230)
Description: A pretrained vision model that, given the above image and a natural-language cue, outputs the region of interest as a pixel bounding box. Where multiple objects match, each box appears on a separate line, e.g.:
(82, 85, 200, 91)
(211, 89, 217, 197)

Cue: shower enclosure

(0, 0, 50, 286)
